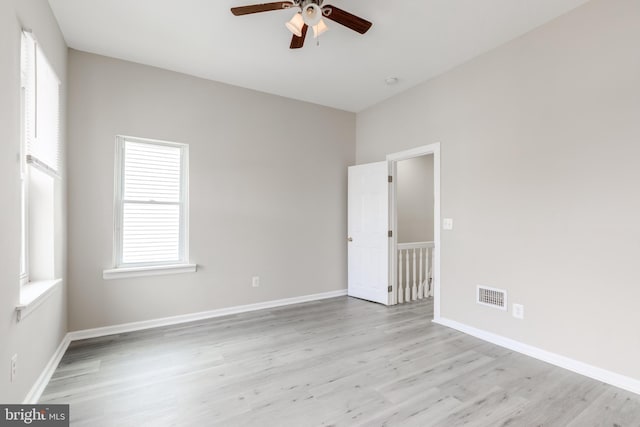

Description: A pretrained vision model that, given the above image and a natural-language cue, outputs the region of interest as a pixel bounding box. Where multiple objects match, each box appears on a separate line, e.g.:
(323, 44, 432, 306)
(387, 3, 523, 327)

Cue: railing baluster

(418, 248, 424, 299)
(405, 249, 410, 302)
(398, 250, 404, 304)
(411, 249, 417, 300)
(428, 248, 434, 297)
(425, 247, 429, 297)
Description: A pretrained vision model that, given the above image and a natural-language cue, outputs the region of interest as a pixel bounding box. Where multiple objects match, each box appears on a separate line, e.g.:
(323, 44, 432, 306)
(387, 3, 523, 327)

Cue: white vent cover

(477, 285, 507, 310)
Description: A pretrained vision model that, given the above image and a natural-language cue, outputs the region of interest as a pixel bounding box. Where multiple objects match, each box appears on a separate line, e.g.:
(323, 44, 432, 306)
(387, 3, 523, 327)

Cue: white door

(348, 161, 390, 305)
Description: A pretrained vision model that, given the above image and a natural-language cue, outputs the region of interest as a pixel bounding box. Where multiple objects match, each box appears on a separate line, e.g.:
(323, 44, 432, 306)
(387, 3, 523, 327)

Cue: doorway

(388, 143, 441, 318)
(394, 154, 435, 304)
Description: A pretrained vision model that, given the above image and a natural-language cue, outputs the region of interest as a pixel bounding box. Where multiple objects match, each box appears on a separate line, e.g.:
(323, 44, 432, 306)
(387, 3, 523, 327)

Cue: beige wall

(397, 155, 434, 243)
(357, 0, 640, 381)
(0, 0, 67, 403)
(66, 50, 355, 331)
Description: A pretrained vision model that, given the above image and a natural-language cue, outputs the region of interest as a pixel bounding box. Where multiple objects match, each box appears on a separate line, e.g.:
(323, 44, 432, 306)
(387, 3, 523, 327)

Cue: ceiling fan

(231, 1, 373, 49)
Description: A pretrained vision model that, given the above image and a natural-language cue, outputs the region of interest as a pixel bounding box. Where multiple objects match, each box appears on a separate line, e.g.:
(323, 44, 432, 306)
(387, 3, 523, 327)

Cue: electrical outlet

(252, 276, 260, 288)
(10, 354, 17, 382)
(443, 218, 454, 230)
(513, 304, 524, 320)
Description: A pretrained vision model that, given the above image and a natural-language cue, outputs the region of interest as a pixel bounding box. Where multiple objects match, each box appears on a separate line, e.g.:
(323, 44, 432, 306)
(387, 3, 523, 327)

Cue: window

(20, 30, 60, 286)
(108, 136, 194, 277)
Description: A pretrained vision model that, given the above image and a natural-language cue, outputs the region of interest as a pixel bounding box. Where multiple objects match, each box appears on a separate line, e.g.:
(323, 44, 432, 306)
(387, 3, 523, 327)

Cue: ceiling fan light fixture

(302, 3, 322, 26)
(285, 12, 305, 37)
(312, 18, 329, 38)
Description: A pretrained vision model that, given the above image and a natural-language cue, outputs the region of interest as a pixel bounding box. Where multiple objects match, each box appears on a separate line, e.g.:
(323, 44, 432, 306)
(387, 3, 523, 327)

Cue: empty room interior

(1, 0, 640, 425)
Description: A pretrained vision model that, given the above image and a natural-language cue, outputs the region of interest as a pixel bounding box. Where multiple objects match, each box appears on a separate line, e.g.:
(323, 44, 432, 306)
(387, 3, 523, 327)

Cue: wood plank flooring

(40, 297, 640, 426)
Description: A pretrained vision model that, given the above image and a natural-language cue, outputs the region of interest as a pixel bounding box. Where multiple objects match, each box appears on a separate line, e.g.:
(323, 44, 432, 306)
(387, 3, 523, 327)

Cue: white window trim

(16, 279, 62, 321)
(106, 135, 194, 279)
(103, 263, 197, 280)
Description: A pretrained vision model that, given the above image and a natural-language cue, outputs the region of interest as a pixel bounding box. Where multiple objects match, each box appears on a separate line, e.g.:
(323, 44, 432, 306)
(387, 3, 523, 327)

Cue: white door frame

(387, 143, 441, 319)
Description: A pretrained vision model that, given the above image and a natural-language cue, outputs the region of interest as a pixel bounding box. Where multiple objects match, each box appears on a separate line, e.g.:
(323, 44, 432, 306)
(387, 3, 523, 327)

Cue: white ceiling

(48, 0, 590, 112)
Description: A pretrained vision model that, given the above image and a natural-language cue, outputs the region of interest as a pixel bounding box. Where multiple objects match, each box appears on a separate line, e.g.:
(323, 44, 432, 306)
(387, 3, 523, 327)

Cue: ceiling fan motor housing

(293, 0, 324, 7)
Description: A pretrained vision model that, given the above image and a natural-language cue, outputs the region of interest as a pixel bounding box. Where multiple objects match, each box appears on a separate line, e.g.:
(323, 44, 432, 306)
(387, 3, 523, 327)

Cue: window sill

(103, 264, 197, 280)
(16, 279, 62, 322)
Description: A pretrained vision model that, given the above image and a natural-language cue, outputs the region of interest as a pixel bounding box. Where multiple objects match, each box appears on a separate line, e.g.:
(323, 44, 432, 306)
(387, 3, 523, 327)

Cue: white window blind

(21, 31, 60, 175)
(21, 30, 61, 285)
(20, 33, 31, 282)
(115, 136, 188, 267)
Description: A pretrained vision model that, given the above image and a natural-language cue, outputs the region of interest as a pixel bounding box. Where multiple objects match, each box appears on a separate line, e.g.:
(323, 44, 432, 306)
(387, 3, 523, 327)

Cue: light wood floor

(41, 297, 640, 426)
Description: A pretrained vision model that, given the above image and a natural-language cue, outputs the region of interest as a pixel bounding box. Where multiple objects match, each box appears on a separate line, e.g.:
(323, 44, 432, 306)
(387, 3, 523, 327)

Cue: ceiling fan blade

(290, 24, 308, 49)
(322, 5, 372, 34)
(231, 1, 294, 16)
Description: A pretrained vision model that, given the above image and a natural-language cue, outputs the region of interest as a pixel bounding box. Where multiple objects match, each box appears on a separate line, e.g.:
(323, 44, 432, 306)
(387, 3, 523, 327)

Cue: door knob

(347, 237, 353, 242)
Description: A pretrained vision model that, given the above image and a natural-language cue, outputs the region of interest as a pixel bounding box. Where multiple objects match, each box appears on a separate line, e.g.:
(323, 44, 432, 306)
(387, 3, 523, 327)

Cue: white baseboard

(26, 289, 347, 403)
(433, 316, 640, 396)
(23, 334, 71, 404)
(69, 289, 347, 341)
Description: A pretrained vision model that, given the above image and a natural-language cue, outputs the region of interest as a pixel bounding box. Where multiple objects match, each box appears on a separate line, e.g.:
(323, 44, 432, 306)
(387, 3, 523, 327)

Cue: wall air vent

(477, 285, 507, 310)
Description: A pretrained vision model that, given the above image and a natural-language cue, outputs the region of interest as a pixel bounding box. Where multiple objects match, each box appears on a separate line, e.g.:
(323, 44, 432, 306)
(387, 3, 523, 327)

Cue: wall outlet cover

(252, 276, 260, 287)
(513, 304, 524, 319)
(10, 354, 17, 382)
(443, 218, 454, 230)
